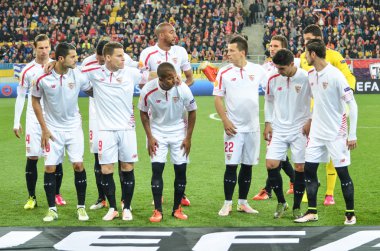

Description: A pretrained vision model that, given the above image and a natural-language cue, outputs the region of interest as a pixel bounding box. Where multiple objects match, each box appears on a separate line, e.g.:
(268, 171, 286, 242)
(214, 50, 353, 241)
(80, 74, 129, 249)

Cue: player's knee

(72, 162, 84, 172)
(45, 165, 56, 173)
(266, 160, 280, 170)
(121, 162, 134, 172)
(294, 163, 304, 172)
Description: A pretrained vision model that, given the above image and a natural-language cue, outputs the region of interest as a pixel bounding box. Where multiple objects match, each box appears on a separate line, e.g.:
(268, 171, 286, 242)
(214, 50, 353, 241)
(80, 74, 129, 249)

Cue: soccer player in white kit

(81, 42, 146, 221)
(214, 36, 268, 216)
(253, 35, 297, 201)
(13, 34, 66, 209)
(294, 39, 358, 225)
(139, 62, 197, 223)
(32, 43, 92, 222)
(81, 40, 139, 210)
(264, 49, 311, 219)
(139, 22, 194, 206)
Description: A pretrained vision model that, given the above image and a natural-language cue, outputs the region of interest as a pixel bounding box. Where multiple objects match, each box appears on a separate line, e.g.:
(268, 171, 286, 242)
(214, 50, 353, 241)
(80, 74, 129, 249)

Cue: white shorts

(43, 128, 84, 165)
(89, 118, 99, 154)
(149, 133, 189, 165)
(266, 131, 307, 164)
(305, 136, 351, 167)
(98, 130, 138, 165)
(224, 131, 260, 165)
(25, 121, 43, 157)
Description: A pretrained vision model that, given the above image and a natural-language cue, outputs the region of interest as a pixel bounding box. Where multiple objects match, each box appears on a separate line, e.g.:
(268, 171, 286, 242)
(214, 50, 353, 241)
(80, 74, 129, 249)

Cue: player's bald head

(155, 22, 173, 36)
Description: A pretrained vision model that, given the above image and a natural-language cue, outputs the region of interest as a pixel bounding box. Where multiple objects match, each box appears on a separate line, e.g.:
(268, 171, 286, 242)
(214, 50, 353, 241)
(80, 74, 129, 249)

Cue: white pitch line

(208, 113, 380, 129)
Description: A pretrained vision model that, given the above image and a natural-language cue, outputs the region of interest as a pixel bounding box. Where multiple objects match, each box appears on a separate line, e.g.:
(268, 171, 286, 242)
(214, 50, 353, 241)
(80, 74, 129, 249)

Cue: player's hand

(181, 137, 191, 157)
(263, 122, 272, 141)
(41, 129, 54, 149)
(13, 125, 23, 138)
(44, 61, 56, 73)
(147, 136, 158, 158)
(347, 139, 357, 150)
(302, 119, 312, 136)
(223, 119, 237, 136)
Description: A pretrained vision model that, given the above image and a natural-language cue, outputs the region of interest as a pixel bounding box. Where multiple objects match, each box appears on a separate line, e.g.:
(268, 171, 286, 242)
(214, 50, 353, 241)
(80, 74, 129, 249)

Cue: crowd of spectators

(262, 0, 380, 59)
(0, 0, 247, 64)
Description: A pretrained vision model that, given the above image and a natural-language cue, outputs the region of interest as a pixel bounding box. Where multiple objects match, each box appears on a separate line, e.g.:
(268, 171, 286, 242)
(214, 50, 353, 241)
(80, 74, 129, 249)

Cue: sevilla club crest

(249, 75, 254, 81)
(294, 84, 301, 93)
(68, 83, 75, 89)
(322, 82, 328, 89)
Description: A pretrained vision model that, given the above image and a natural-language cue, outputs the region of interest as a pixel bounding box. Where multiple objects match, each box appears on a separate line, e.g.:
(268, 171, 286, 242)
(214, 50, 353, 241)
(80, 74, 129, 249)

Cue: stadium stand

(262, 0, 379, 59)
(0, 0, 248, 64)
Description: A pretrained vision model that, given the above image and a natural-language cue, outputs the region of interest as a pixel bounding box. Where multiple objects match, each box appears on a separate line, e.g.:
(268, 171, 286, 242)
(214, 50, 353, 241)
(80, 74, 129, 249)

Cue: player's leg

(218, 132, 242, 216)
(266, 133, 288, 218)
(149, 135, 167, 222)
(324, 159, 337, 205)
(290, 132, 307, 219)
(66, 128, 88, 221)
(99, 131, 119, 221)
(24, 121, 41, 209)
(295, 137, 327, 223)
(237, 132, 259, 214)
(42, 130, 63, 222)
(328, 138, 356, 225)
(119, 130, 138, 221)
(170, 135, 189, 220)
(281, 156, 295, 194)
(54, 163, 66, 206)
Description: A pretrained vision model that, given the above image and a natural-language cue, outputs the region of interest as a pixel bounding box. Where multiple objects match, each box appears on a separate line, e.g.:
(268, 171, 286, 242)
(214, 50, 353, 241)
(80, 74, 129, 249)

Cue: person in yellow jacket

(300, 24, 356, 206)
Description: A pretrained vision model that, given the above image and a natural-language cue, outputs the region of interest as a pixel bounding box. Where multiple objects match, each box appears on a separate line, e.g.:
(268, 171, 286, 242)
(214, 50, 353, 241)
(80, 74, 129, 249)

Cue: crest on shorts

(172, 58, 178, 64)
(249, 75, 254, 81)
(226, 154, 232, 160)
(116, 77, 122, 83)
(173, 96, 179, 103)
(26, 147, 30, 153)
(68, 83, 75, 89)
(322, 82, 328, 89)
(294, 84, 302, 93)
(98, 154, 102, 160)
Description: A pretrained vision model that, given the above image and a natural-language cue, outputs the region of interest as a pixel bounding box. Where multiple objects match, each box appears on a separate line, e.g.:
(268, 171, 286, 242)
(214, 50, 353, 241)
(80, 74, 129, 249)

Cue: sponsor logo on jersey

(295, 84, 301, 93)
(277, 87, 282, 91)
(68, 83, 75, 89)
(231, 78, 236, 81)
(51, 84, 56, 89)
(249, 75, 254, 81)
(156, 100, 161, 103)
(323, 82, 328, 89)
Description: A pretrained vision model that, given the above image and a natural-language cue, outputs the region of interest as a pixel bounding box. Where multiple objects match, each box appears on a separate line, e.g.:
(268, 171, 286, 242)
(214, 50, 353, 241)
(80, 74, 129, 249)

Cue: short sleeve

(180, 48, 192, 72)
(182, 85, 197, 111)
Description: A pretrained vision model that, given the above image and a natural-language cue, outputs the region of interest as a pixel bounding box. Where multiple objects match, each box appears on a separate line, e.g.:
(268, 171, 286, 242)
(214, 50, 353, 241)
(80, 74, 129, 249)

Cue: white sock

(77, 205, 85, 209)
(224, 200, 232, 205)
(49, 206, 57, 212)
(238, 199, 247, 205)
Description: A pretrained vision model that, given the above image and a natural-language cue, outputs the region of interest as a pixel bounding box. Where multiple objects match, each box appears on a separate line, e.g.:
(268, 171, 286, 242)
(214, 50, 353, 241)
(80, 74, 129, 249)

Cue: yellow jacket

(300, 49, 356, 89)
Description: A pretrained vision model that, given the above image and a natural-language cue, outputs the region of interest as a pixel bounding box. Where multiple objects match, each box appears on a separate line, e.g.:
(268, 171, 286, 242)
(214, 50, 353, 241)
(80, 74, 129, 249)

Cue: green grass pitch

(0, 95, 379, 227)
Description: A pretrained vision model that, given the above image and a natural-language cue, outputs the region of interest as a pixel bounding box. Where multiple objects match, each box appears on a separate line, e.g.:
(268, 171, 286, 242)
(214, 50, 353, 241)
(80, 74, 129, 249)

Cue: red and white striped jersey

(139, 44, 191, 75)
(308, 63, 354, 140)
(213, 62, 268, 132)
(265, 68, 311, 134)
(138, 78, 197, 136)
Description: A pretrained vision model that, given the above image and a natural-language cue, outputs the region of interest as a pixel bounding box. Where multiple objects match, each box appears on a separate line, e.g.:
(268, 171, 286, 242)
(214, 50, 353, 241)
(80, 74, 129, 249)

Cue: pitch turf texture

(0, 95, 379, 227)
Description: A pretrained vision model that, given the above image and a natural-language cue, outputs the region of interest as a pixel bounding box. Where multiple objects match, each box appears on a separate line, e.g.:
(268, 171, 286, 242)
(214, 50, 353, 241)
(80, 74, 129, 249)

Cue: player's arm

(214, 96, 236, 136)
(140, 110, 158, 158)
(184, 69, 194, 86)
(332, 52, 356, 90)
(263, 78, 274, 141)
(346, 97, 358, 150)
(181, 48, 194, 86)
(13, 85, 28, 138)
(31, 95, 53, 148)
(182, 110, 196, 157)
